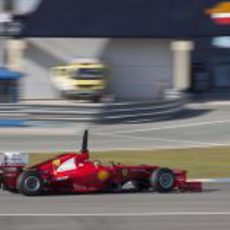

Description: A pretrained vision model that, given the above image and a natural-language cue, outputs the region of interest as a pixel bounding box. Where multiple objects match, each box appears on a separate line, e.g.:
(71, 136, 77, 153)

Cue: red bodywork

(0, 151, 202, 194)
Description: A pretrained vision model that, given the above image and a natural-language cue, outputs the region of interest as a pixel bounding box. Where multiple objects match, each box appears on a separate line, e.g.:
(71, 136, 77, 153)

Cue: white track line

(93, 144, 230, 151)
(104, 119, 230, 135)
(189, 178, 230, 183)
(1, 212, 230, 217)
(97, 132, 225, 147)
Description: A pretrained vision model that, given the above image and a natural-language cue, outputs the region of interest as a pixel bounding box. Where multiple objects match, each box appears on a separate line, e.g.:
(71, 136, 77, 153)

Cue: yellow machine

(51, 59, 107, 101)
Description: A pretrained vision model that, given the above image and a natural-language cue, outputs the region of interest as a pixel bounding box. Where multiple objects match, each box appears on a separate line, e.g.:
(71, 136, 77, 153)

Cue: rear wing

(0, 152, 28, 168)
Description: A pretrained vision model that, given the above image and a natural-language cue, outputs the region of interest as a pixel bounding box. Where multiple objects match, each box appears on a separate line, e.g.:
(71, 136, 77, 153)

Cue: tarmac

(1, 100, 230, 152)
(0, 215, 228, 230)
(0, 98, 230, 229)
(0, 183, 229, 230)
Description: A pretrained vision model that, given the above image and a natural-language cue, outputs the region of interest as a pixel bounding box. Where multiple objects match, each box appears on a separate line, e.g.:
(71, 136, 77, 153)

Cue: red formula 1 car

(0, 130, 202, 196)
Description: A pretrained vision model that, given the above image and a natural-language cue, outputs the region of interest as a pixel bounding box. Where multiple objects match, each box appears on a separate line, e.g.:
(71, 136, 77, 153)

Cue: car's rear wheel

(17, 171, 43, 196)
(150, 168, 176, 193)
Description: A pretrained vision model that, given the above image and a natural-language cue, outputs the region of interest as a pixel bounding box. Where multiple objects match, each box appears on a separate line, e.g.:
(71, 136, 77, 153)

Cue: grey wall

(102, 39, 173, 99)
(22, 40, 60, 99)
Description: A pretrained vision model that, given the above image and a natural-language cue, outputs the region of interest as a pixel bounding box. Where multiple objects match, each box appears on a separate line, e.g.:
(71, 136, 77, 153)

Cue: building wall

(192, 38, 230, 91)
(102, 39, 173, 99)
(21, 38, 173, 100)
(21, 40, 60, 99)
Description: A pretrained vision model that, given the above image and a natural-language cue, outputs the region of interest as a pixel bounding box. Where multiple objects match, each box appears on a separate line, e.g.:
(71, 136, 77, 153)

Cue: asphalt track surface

(0, 103, 230, 152)
(0, 183, 229, 229)
(0, 103, 230, 229)
(0, 105, 230, 230)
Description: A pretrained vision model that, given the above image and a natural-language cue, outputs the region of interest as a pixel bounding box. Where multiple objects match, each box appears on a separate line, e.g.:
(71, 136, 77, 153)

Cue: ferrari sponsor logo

(206, 1, 230, 25)
(97, 170, 110, 181)
(52, 159, 61, 167)
(131, 168, 147, 172)
(56, 176, 69, 181)
(73, 184, 97, 190)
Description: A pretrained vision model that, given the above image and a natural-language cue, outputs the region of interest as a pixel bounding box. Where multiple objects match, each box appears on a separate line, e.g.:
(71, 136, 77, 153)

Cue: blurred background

(0, 1, 230, 229)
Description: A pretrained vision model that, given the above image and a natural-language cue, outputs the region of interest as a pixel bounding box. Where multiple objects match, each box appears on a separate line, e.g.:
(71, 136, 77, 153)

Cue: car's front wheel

(150, 168, 176, 193)
(17, 171, 43, 196)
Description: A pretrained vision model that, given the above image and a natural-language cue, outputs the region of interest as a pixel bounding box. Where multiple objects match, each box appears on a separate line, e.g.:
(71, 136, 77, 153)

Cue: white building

(5, 38, 192, 100)
(0, 0, 196, 101)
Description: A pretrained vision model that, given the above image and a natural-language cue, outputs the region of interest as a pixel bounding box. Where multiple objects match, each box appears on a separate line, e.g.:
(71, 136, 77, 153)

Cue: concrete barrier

(0, 96, 187, 124)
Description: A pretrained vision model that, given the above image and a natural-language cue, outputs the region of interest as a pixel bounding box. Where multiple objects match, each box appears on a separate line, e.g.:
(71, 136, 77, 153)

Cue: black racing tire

(132, 180, 150, 191)
(150, 168, 176, 193)
(17, 171, 43, 196)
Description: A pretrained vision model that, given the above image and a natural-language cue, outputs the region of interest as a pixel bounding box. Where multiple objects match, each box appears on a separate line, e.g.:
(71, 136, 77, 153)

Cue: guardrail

(0, 96, 187, 123)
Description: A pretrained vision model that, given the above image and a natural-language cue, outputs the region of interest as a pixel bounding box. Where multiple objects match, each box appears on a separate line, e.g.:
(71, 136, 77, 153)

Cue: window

(73, 68, 104, 80)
